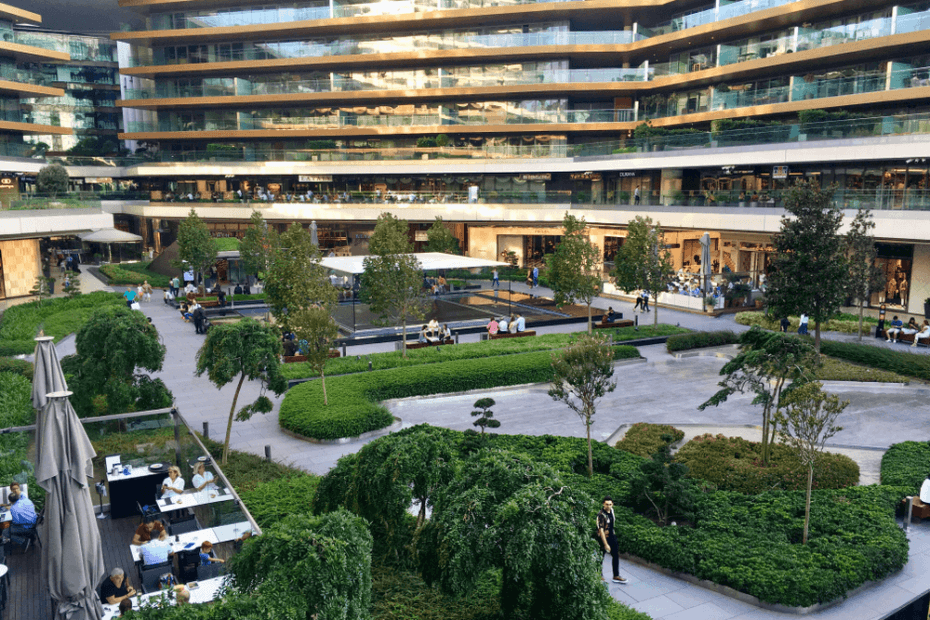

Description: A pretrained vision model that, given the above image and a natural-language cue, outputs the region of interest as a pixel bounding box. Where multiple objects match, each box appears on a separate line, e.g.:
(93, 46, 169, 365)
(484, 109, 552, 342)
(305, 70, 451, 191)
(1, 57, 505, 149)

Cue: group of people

(486, 313, 526, 335)
(123, 281, 154, 308)
(632, 291, 650, 312)
(419, 319, 452, 343)
(424, 275, 448, 295)
(886, 316, 930, 346)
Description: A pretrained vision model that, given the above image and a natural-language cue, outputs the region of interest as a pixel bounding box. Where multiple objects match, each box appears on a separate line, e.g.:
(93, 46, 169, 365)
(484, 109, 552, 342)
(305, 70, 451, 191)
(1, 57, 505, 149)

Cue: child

(199, 541, 225, 566)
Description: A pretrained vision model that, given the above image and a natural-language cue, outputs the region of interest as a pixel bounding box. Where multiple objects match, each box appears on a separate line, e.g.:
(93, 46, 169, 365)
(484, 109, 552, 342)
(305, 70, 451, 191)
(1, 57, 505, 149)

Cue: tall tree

(548, 334, 617, 477)
(174, 208, 217, 293)
(290, 305, 340, 405)
(845, 207, 885, 341)
(239, 210, 278, 279)
(611, 215, 673, 326)
(773, 381, 847, 544)
(264, 222, 336, 334)
(699, 327, 819, 466)
(66, 305, 173, 417)
(546, 213, 602, 333)
(424, 216, 460, 255)
(766, 182, 848, 354)
(361, 213, 428, 358)
(195, 318, 287, 465)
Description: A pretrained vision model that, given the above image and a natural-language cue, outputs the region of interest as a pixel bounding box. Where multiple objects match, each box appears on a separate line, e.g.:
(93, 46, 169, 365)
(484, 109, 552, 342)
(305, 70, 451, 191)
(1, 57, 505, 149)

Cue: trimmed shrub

(0, 291, 124, 350)
(736, 312, 877, 335)
(880, 441, 930, 493)
(820, 339, 930, 383)
(675, 434, 859, 493)
(615, 422, 684, 457)
(0, 358, 33, 380)
(666, 330, 739, 352)
(237, 475, 320, 530)
(99, 262, 171, 288)
(280, 347, 640, 440)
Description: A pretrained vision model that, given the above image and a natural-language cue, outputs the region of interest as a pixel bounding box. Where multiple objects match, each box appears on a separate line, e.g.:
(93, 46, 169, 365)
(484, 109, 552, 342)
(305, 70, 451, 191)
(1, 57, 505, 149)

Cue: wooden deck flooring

(5, 514, 140, 620)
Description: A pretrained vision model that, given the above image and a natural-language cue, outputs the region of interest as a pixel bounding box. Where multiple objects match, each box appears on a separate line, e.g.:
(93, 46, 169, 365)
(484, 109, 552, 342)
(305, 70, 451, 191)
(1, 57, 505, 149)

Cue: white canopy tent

(320, 252, 508, 277)
(80, 229, 143, 264)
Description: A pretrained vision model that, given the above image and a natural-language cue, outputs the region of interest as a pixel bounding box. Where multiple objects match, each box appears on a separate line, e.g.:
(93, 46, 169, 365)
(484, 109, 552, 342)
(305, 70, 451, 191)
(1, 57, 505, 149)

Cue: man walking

(532, 266, 538, 288)
(634, 186, 641, 205)
(597, 496, 627, 584)
(492, 269, 499, 288)
(641, 290, 650, 312)
(171, 276, 180, 297)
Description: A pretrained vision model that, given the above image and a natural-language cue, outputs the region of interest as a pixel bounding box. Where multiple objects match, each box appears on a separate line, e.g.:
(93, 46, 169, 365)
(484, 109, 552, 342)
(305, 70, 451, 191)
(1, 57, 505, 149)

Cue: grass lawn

(99, 261, 172, 288)
(817, 356, 917, 383)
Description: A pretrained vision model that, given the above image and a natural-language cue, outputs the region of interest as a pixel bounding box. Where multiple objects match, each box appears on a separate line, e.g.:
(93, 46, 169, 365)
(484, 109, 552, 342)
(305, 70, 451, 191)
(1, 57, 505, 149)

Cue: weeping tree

(195, 318, 287, 465)
(546, 213, 603, 333)
(845, 207, 885, 341)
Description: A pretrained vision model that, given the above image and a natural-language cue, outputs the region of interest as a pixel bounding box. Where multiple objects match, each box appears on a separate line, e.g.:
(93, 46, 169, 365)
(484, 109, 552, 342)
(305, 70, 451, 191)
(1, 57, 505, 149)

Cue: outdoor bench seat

(882, 330, 928, 346)
(489, 330, 536, 339)
(406, 339, 454, 350)
(594, 319, 634, 329)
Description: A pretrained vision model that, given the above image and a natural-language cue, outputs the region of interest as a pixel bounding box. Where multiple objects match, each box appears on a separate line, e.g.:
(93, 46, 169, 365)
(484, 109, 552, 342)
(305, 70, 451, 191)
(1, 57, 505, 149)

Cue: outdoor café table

(130, 528, 219, 563)
(106, 463, 164, 520)
(0, 510, 11, 530)
(101, 575, 229, 619)
(157, 488, 234, 513)
(211, 521, 252, 544)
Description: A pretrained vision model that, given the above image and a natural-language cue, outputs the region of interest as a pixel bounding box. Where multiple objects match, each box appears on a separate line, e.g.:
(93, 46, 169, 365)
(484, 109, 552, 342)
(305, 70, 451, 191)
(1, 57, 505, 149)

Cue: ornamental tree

(845, 207, 885, 341)
(195, 318, 287, 465)
(470, 397, 500, 434)
(239, 210, 278, 279)
(36, 163, 68, 197)
(773, 381, 847, 544)
(290, 305, 339, 405)
(699, 327, 819, 466)
(546, 213, 602, 333)
(67, 305, 172, 417)
(548, 334, 617, 477)
(424, 216, 460, 255)
(611, 215, 673, 326)
(173, 208, 217, 293)
(765, 182, 848, 354)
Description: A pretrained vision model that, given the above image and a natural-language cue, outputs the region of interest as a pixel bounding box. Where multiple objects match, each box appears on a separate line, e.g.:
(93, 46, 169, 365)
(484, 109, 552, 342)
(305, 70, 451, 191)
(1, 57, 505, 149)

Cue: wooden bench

(882, 329, 928, 346)
(594, 319, 634, 329)
(490, 330, 536, 340)
(283, 351, 341, 363)
(406, 338, 454, 350)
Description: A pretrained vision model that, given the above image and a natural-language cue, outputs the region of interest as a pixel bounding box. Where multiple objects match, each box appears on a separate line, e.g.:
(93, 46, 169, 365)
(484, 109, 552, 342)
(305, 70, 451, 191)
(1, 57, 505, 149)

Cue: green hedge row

(615, 423, 685, 457)
(819, 339, 930, 383)
(280, 346, 641, 440)
(665, 331, 739, 352)
(99, 262, 171, 288)
(613, 485, 908, 607)
(880, 441, 930, 493)
(282, 325, 682, 380)
(675, 434, 860, 494)
(0, 358, 33, 380)
(0, 291, 124, 354)
(735, 312, 877, 335)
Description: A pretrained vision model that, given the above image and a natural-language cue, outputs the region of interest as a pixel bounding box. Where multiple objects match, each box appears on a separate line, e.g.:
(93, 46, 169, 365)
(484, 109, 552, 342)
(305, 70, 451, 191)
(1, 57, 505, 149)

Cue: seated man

(140, 537, 174, 567)
(1, 481, 24, 508)
(603, 307, 616, 324)
(8, 490, 36, 548)
(118, 598, 133, 617)
(886, 315, 904, 342)
(427, 318, 440, 339)
(516, 313, 526, 332)
(913, 320, 930, 347)
(234, 283, 243, 295)
(498, 316, 509, 334)
(132, 517, 167, 546)
(101, 567, 136, 605)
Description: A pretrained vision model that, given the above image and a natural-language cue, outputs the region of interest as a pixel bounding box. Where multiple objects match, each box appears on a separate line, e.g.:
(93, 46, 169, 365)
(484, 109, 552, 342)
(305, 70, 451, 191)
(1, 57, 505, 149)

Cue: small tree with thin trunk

(548, 334, 617, 477)
(195, 318, 287, 465)
(611, 216, 673, 326)
(291, 305, 339, 405)
(424, 216, 460, 255)
(470, 397, 500, 434)
(772, 381, 847, 544)
(845, 207, 885, 341)
(239, 210, 278, 279)
(173, 208, 217, 294)
(546, 213, 602, 333)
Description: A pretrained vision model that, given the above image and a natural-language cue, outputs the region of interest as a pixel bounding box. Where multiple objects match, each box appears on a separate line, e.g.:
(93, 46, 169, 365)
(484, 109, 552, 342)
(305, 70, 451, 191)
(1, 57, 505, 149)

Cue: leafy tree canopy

(290, 305, 340, 405)
(173, 209, 217, 288)
(368, 212, 413, 255)
(546, 213, 602, 331)
(36, 164, 69, 197)
(611, 216, 673, 325)
(239, 210, 278, 277)
(424, 216, 460, 255)
(845, 207, 885, 341)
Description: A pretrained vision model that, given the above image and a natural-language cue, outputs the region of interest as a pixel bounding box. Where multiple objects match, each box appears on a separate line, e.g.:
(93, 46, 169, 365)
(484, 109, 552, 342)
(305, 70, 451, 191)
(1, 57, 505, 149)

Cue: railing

(12, 33, 69, 54)
(0, 64, 55, 87)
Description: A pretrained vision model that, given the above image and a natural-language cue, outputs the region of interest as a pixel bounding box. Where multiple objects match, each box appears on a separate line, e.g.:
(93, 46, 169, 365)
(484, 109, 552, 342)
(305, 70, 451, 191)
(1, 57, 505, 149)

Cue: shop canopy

(320, 252, 508, 276)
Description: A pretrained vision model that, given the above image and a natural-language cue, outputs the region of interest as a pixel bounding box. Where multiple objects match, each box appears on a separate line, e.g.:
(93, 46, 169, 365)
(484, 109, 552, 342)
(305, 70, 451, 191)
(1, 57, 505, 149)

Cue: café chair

(168, 515, 199, 536)
(139, 561, 174, 594)
(197, 561, 223, 581)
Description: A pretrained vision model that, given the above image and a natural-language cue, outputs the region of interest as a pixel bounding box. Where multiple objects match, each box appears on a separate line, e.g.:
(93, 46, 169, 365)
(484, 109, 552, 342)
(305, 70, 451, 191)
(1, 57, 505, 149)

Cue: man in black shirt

(596, 496, 628, 584)
(101, 567, 136, 605)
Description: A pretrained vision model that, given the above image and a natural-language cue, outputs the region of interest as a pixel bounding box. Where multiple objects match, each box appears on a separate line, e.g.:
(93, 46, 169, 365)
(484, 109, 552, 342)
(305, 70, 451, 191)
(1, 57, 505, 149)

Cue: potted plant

(705, 295, 716, 312)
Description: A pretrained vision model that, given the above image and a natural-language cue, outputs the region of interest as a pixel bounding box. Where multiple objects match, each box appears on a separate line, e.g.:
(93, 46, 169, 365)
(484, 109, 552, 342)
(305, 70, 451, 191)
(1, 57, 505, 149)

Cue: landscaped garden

(99, 261, 171, 288)
(0, 291, 124, 355)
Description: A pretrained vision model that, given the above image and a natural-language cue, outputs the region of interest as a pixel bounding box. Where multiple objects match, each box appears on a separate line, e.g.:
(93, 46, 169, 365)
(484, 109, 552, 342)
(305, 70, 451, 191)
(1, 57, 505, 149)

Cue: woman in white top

(161, 466, 185, 499)
(913, 320, 930, 347)
(191, 462, 217, 492)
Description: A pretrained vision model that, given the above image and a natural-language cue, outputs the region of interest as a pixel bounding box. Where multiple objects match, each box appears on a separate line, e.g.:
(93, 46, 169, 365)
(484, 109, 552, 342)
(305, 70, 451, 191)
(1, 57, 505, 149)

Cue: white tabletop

(130, 529, 219, 563)
(157, 489, 233, 513)
(101, 576, 228, 620)
(211, 522, 252, 544)
(106, 465, 164, 483)
(0, 511, 10, 524)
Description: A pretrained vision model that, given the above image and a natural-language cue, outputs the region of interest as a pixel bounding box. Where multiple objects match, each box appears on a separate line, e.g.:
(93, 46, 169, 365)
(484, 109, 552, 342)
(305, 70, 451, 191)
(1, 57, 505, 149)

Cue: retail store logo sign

(773, 166, 789, 179)
(0, 175, 15, 190)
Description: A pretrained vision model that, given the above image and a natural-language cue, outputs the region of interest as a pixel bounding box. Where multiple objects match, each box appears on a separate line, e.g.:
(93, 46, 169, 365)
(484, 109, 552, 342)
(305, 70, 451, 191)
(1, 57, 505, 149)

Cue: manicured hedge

(281, 325, 679, 380)
(0, 291, 124, 355)
(675, 434, 860, 493)
(880, 441, 930, 494)
(735, 312, 877, 335)
(613, 485, 908, 607)
(99, 261, 171, 288)
(665, 330, 739, 352)
(280, 347, 641, 440)
(0, 358, 33, 380)
(819, 339, 930, 383)
(615, 422, 684, 457)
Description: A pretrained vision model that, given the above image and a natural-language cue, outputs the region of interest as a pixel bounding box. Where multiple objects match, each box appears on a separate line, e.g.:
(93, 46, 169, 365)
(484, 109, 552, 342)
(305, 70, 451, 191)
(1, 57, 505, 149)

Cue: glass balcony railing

(11, 33, 69, 54)
(650, 0, 793, 36)
(0, 110, 63, 126)
(0, 65, 55, 87)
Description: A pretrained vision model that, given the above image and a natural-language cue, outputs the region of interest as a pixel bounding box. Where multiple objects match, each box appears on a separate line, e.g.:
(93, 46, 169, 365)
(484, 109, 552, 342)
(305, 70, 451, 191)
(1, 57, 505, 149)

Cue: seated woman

(191, 461, 218, 493)
(486, 318, 499, 335)
(161, 466, 185, 499)
(440, 324, 452, 341)
(509, 315, 519, 334)
(427, 318, 440, 339)
(913, 320, 930, 347)
(418, 325, 430, 344)
(179, 303, 192, 322)
(603, 307, 616, 323)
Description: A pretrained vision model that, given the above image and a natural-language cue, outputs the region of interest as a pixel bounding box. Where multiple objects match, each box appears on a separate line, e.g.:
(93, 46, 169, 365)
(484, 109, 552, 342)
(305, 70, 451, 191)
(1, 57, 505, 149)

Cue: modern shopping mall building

(2, 0, 930, 314)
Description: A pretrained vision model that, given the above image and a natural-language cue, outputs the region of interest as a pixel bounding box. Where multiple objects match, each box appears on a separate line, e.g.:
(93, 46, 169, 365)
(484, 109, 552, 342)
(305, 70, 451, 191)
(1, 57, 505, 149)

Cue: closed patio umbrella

(37, 391, 105, 620)
(700, 232, 712, 298)
(32, 336, 68, 411)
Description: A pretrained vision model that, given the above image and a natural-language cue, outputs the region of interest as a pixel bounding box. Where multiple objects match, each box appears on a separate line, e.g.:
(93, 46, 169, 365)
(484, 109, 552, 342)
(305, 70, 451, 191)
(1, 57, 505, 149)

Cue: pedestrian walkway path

(55, 281, 930, 620)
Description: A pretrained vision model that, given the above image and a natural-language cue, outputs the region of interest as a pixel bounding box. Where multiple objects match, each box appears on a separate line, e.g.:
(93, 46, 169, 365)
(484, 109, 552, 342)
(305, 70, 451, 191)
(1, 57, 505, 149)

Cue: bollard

(203, 422, 209, 440)
(368, 359, 372, 371)
(342, 343, 347, 357)
(634, 315, 639, 327)
(264, 445, 272, 461)
(455, 333, 459, 344)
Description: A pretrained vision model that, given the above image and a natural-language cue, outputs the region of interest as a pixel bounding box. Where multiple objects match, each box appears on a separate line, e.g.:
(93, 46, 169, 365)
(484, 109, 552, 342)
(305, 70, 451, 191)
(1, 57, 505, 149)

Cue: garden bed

(99, 261, 171, 288)
(0, 291, 124, 355)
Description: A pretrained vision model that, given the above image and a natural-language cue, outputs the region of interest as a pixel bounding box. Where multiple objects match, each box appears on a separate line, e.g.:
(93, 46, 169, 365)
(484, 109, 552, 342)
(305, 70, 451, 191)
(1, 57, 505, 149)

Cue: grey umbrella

(700, 232, 712, 299)
(310, 220, 319, 246)
(32, 336, 68, 411)
(37, 391, 105, 620)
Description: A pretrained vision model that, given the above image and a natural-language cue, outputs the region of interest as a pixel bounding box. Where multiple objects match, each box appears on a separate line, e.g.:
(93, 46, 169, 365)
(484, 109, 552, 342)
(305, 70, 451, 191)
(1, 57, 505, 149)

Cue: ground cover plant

(280, 346, 640, 440)
(879, 441, 930, 494)
(615, 422, 684, 457)
(0, 373, 43, 509)
(281, 324, 684, 380)
(675, 433, 859, 493)
(736, 312, 879, 335)
(99, 261, 171, 288)
(0, 291, 124, 355)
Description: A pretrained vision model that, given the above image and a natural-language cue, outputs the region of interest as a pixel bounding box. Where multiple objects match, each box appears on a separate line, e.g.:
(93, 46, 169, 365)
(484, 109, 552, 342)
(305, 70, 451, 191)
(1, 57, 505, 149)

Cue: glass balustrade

(12, 34, 69, 54)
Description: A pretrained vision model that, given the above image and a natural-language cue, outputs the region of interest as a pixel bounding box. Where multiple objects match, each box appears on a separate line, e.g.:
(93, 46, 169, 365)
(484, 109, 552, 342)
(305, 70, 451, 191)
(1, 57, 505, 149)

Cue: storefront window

(871, 243, 913, 309)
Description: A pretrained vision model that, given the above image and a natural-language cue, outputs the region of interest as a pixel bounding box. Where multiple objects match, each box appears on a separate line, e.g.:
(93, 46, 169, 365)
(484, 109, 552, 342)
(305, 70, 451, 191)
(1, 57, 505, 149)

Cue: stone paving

(42, 278, 930, 619)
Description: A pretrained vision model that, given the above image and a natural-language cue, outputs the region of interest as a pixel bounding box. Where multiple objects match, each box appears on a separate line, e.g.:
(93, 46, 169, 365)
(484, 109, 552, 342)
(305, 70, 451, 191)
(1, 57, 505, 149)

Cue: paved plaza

(43, 276, 930, 619)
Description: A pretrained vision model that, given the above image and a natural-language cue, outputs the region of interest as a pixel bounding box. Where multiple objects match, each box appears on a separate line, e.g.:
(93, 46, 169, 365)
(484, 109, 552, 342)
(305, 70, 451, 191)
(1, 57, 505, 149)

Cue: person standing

(171, 276, 180, 297)
(142, 280, 153, 303)
(641, 290, 650, 312)
(780, 316, 790, 333)
(597, 496, 627, 584)
(492, 269, 499, 288)
(532, 266, 539, 288)
(798, 313, 810, 335)
(123, 288, 136, 308)
(634, 186, 641, 205)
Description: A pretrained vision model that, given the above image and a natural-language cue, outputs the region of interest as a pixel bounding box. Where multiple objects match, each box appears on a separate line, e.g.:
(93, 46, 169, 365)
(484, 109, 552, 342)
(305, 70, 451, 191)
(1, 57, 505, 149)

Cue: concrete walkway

(51, 281, 930, 620)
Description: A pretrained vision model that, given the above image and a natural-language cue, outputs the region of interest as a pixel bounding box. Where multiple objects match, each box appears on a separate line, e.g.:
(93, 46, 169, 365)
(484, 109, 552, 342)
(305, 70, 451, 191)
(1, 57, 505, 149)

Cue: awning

(79, 229, 143, 243)
(320, 252, 509, 275)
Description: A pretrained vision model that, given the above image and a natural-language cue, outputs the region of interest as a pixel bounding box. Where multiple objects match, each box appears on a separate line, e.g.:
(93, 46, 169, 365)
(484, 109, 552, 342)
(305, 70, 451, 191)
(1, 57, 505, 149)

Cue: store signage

(772, 165, 789, 179)
(84, 177, 113, 184)
(519, 173, 551, 181)
(570, 172, 603, 181)
(615, 172, 637, 177)
(0, 176, 15, 190)
(414, 231, 429, 242)
(299, 175, 333, 182)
